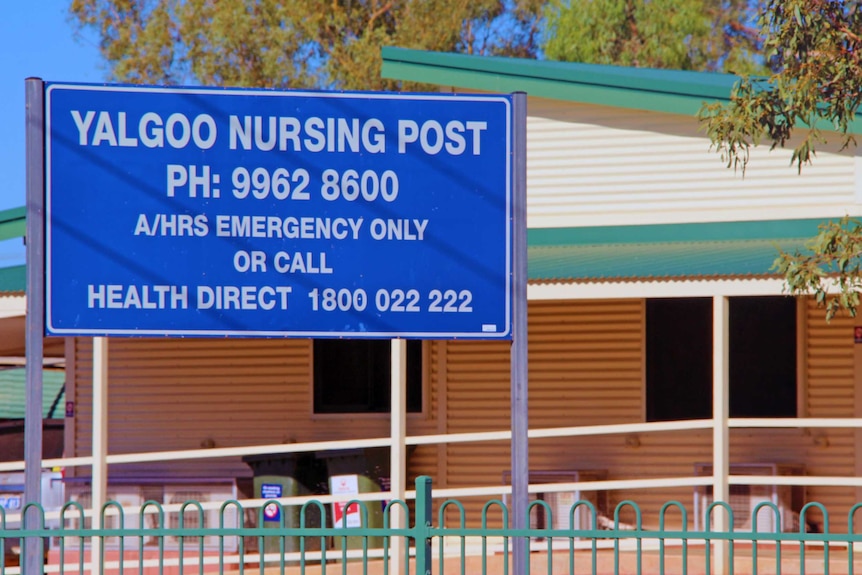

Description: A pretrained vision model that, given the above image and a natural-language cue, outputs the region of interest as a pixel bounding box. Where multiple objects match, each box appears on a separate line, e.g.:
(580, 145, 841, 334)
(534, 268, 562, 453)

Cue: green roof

(527, 219, 823, 282)
(0, 368, 65, 419)
(0, 207, 27, 293)
(529, 238, 802, 282)
(0, 207, 26, 242)
(0, 265, 25, 293)
(381, 47, 862, 132)
(0, 207, 826, 285)
(381, 46, 737, 116)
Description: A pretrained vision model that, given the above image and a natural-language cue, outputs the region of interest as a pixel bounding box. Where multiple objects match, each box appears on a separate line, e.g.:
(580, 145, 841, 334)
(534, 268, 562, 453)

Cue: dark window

(646, 298, 713, 421)
(313, 340, 423, 414)
(728, 297, 797, 417)
(646, 297, 797, 421)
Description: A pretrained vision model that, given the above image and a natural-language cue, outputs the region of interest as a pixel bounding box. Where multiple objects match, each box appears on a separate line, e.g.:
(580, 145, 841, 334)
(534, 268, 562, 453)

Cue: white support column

(390, 339, 407, 575)
(91, 337, 109, 575)
(712, 297, 730, 575)
(852, 321, 862, 504)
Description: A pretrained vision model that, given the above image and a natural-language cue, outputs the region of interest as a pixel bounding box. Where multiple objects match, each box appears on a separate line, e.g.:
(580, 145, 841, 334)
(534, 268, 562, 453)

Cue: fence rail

(4, 476, 862, 575)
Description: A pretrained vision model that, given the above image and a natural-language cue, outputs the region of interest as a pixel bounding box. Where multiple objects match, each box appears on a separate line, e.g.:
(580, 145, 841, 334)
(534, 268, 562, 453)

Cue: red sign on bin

(331, 475, 361, 528)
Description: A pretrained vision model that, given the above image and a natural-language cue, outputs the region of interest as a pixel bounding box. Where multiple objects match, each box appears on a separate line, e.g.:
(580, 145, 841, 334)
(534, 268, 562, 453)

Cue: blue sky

(0, 2, 102, 265)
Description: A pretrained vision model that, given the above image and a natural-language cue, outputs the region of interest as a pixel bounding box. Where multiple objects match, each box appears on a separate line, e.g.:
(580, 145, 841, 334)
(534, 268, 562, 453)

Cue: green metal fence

(3, 476, 862, 575)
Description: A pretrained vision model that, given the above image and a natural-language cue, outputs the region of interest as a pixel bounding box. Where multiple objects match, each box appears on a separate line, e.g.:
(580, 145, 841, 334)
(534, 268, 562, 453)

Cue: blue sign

(45, 84, 512, 338)
(260, 483, 283, 522)
(0, 495, 22, 510)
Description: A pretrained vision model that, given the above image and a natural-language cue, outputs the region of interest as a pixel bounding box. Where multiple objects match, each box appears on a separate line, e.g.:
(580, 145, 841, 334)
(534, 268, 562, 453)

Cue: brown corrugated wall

(439, 297, 858, 530)
(66, 297, 857, 530)
(443, 299, 647, 524)
(67, 337, 442, 485)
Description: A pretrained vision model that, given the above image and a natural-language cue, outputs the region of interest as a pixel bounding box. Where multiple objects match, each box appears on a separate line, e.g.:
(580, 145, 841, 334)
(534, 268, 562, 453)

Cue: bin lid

(241, 453, 301, 463)
(242, 453, 301, 475)
(314, 448, 366, 460)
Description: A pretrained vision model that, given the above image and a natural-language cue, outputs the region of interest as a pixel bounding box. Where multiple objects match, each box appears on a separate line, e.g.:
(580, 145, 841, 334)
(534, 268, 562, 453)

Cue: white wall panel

(526, 98, 858, 228)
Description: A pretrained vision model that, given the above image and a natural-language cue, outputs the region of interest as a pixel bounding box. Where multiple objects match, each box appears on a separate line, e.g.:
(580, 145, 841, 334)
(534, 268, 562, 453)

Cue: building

(6, 51, 862, 535)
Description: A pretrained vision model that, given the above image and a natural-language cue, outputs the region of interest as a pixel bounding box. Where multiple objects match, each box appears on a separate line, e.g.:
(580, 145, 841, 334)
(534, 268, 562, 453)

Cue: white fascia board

(0, 295, 25, 319)
(528, 279, 789, 300)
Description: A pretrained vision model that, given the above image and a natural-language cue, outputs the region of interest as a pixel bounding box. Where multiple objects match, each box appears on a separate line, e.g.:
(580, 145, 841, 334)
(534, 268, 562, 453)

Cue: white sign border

(43, 83, 512, 339)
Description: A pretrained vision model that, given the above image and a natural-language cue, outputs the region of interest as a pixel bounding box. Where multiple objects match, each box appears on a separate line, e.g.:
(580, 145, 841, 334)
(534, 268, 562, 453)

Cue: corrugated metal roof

(0, 368, 65, 419)
(0, 217, 826, 288)
(381, 47, 862, 132)
(381, 47, 737, 117)
(0, 207, 25, 242)
(527, 218, 823, 283)
(529, 238, 806, 283)
(0, 208, 26, 294)
(0, 265, 25, 294)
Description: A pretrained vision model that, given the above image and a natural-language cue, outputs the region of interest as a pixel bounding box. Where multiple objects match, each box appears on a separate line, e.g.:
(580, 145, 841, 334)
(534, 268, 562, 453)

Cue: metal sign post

(24, 77, 45, 575)
(510, 92, 529, 575)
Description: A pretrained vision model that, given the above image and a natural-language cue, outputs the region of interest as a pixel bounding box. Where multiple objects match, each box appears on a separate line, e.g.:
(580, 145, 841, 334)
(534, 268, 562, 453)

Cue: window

(646, 297, 797, 421)
(313, 340, 423, 414)
(646, 298, 712, 421)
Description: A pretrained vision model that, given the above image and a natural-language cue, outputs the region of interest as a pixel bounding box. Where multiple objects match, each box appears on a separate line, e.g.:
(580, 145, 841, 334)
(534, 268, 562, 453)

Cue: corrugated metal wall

(526, 98, 858, 229)
(439, 297, 857, 530)
(67, 337, 441, 485)
(799, 299, 857, 515)
(443, 299, 647, 523)
(66, 297, 857, 529)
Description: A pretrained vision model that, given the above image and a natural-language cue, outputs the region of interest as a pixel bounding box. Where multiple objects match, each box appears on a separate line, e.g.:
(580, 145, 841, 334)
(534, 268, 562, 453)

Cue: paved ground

(44, 541, 860, 575)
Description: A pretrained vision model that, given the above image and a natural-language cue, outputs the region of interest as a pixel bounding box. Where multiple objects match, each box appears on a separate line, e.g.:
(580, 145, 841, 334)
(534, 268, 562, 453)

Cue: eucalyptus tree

(698, 0, 862, 318)
(70, 0, 543, 90)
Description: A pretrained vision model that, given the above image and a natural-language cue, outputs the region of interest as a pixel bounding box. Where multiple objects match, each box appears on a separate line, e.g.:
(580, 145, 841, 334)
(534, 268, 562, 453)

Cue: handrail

(8, 416, 846, 473)
(3, 415, 855, 474)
